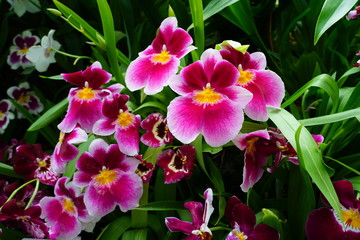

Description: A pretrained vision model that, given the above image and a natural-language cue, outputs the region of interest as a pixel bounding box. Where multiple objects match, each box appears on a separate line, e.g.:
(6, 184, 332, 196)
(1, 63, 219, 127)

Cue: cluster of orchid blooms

(1, 12, 360, 240)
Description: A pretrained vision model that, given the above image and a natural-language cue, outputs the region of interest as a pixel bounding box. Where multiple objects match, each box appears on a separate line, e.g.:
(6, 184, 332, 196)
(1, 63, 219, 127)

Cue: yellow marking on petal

(19, 47, 29, 55)
(247, 137, 258, 153)
(233, 231, 248, 240)
(117, 111, 134, 127)
(62, 198, 76, 213)
(76, 86, 96, 100)
(95, 168, 118, 185)
(17, 93, 30, 104)
(194, 84, 222, 104)
(198, 231, 212, 240)
(238, 69, 254, 85)
(342, 208, 360, 229)
(38, 160, 47, 168)
(152, 50, 171, 64)
(0, 112, 4, 119)
(58, 131, 65, 143)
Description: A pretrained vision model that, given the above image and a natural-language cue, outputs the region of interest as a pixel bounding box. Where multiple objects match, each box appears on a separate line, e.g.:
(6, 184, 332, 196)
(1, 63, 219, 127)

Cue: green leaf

(97, 216, 131, 240)
(39, 75, 64, 80)
(299, 108, 360, 126)
(122, 229, 147, 240)
(281, 74, 339, 113)
(28, 98, 68, 131)
(347, 176, 360, 192)
(337, 67, 360, 87)
(132, 101, 167, 114)
(188, 0, 204, 54)
(268, 107, 342, 222)
(314, 0, 358, 44)
(261, 208, 283, 237)
(97, 0, 124, 85)
(0, 163, 23, 178)
(136, 201, 184, 211)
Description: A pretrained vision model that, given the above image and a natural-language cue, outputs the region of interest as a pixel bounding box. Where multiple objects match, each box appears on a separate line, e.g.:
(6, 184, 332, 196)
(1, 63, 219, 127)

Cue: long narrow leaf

(97, 0, 124, 85)
(268, 107, 341, 222)
(188, 0, 204, 54)
(28, 98, 67, 131)
(97, 216, 131, 240)
(314, 0, 358, 44)
(299, 108, 360, 126)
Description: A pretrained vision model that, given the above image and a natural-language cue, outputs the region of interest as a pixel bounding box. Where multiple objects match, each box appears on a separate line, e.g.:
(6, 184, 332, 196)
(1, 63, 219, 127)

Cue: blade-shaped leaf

(188, 0, 204, 54)
(136, 201, 184, 211)
(314, 0, 358, 44)
(268, 107, 341, 222)
(97, 216, 131, 240)
(299, 108, 360, 126)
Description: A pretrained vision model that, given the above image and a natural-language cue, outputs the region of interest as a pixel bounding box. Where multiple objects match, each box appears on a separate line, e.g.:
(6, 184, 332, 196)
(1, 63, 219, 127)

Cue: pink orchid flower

(58, 61, 123, 133)
(125, 17, 195, 95)
(219, 41, 284, 121)
(51, 126, 88, 174)
(166, 188, 214, 239)
(140, 113, 174, 148)
(167, 49, 252, 147)
(92, 93, 141, 156)
(73, 139, 143, 217)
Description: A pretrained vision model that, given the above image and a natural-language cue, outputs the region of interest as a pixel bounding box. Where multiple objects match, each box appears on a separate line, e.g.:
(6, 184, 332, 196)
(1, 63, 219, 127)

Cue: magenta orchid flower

(347, 6, 360, 20)
(140, 113, 174, 148)
(125, 17, 195, 95)
(12, 144, 60, 186)
(225, 196, 279, 240)
(58, 61, 123, 133)
(0, 100, 15, 134)
(306, 180, 360, 240)
(233, 129, 324, 192)
(40, 177, 94, 240)
(0, 199, 48, 239)
(167, 49, 252, 147)
(73, 139, 143, 217)
(7, 82, 43, 117)
(7, 30, 39, 69)
(134, 155, 155, 183)
(219, 40, 284, 121)
(166, 188, 214, 239)
(51, 126, 88, 174)
(92, 93, 140, 156)
(157, 145, 196, 184)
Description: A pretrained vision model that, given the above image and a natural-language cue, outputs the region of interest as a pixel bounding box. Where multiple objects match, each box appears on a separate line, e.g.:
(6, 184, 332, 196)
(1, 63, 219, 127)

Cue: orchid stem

(51, 48, 92, 64)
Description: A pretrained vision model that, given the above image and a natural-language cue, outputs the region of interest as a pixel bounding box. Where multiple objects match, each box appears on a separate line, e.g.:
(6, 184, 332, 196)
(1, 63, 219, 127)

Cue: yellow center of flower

(198, 232, 212, 240)
(19, 46, 29, 55)
(38, 160, 47, 168)
(342, 208, 360, 229)
(0, 112, 4, 119)
(62, 198, 76, 213)
(76, 86, 96, 100)
(58, 131, 65, 143)
(18, 93, 30, 104)
(233, 231, 247, 240)
(194, 83, 222, 104)
(238, 69, 254, 85)
(117, 111, 134, 127)
(95, 168, 118, 185)
(152, 50, 171, 64)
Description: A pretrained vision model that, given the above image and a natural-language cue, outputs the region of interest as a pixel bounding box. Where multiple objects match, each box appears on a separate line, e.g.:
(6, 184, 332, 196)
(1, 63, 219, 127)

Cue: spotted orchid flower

(7, 30, 39, 69)
(6, 0, 40, 17)
(51, 126, 88, 174)
(134, 155, 155, 183)
(219, 40, 284, 121)
(306, 180, 360, 240)
(73, 139, 143, 217)
(92, 93, 140, 156)
(157, 145, 196, 184)
(167, 49, 252, 147)
(40, 177, 94, 240)
(140, 113, 174, 148)
(125, 17, 195, 95)
(12, 144, 60, 186)
(166, 188, 214, 239)
(0, 199, 48, 239)
(0, 100, 15, 134)
(225, 196, 279, 240)
(26, 29, 61, 72)
(58, 61, 123, 133)
(7, 82, 43, 117)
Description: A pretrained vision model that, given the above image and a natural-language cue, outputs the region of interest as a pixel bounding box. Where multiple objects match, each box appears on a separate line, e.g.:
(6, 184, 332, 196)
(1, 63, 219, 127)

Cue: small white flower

(26, 29, 61, 72)
(7, 0, 41, 17)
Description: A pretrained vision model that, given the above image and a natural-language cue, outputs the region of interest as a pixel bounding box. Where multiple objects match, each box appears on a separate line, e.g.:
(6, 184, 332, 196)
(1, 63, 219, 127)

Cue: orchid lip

(193, 83, 223, 106)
